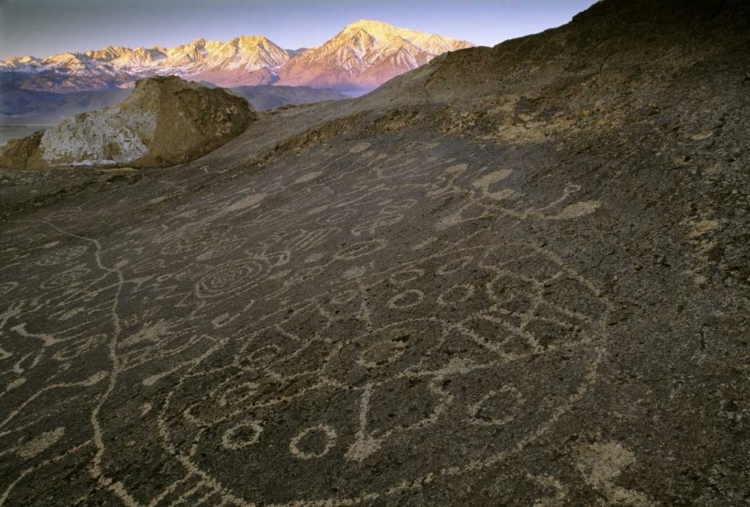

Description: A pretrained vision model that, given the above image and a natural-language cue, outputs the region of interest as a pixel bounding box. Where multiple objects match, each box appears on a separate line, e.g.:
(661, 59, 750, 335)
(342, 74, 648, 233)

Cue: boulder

(0, 76, 256, 169)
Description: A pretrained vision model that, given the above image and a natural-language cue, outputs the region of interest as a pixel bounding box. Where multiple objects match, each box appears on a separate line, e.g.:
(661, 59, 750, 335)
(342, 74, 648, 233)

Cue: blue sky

(0, 0, 597, 59)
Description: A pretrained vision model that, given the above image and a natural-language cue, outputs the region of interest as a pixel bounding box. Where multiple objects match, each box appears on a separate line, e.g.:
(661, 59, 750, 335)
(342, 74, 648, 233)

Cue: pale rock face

(39, 107, 156, 166)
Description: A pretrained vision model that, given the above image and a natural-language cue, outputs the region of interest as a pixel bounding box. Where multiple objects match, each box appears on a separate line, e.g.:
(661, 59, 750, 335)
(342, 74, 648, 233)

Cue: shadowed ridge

(359, 0, 750, 108)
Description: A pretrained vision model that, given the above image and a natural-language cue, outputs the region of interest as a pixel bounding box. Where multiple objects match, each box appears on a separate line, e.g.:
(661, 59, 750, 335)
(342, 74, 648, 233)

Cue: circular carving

(158, 244, 610, 504)
(196, 260, 264, 298)
(387, 289, 425, 309)
(438, 284, 476, 306)
(222, 421, 263, 450)
(289, 425, 338, 460)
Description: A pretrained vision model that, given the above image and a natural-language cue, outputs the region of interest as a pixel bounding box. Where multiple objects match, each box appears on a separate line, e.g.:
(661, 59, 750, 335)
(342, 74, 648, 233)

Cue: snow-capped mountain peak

(0, 21, 473, 93)
(342, 20, 416, 38)
(276, 20, 473, 92)
(0, 35, 289, 82)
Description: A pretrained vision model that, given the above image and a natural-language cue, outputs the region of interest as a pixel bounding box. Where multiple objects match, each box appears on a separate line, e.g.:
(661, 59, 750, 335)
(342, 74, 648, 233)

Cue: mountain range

(0, 20, 473, 94)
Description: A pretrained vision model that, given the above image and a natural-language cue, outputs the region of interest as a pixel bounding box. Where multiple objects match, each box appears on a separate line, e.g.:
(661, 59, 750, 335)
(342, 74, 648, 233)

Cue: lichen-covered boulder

(0, 76, 256, 169)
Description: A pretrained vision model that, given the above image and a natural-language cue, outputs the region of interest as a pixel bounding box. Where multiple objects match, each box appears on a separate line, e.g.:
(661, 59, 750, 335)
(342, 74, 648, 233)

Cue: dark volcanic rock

(0, 1, 748, 506)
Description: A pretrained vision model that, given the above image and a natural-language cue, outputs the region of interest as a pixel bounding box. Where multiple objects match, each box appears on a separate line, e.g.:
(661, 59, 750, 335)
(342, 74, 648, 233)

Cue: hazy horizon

(0, 0, 597, 60)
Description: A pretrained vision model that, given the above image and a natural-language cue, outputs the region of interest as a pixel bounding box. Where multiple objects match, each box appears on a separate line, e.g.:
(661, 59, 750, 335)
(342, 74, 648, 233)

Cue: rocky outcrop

(0, 131, 48, 171)
(0, 76, 256, 169)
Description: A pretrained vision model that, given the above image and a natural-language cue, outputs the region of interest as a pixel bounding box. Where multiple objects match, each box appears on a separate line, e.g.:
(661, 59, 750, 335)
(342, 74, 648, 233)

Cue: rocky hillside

(0, 1, 748, 506)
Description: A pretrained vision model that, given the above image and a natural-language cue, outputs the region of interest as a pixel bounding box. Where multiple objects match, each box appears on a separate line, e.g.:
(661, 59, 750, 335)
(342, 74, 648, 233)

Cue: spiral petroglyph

(196, 260, 265, 298)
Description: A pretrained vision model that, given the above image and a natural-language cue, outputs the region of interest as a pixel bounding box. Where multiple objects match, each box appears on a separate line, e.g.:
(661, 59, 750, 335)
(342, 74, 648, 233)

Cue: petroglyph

(0, 137, 612, 505)
(222, 421, 264, 451)
(290, 425, 338, 460)
(16, 427, 65, 459)
(225, 193, 267, 212)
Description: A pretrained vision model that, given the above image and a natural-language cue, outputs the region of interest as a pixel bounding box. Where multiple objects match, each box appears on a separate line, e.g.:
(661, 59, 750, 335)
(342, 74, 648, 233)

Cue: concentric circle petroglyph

(196, 259, 264, 298)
